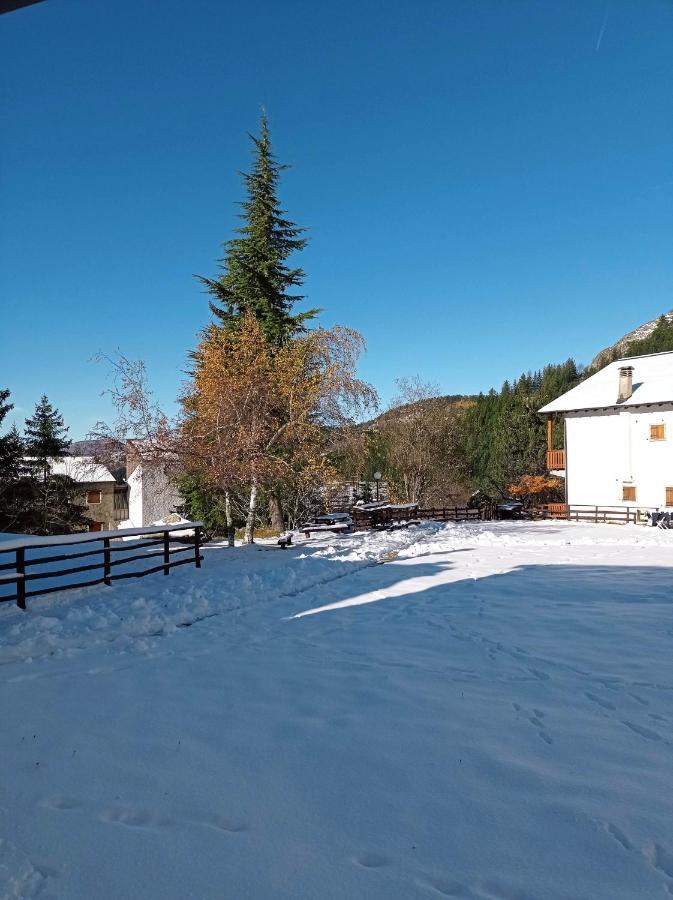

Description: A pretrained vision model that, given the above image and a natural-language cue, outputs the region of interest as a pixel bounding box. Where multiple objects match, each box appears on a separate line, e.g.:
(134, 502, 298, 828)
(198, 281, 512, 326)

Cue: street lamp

(373, 471, 382, 502)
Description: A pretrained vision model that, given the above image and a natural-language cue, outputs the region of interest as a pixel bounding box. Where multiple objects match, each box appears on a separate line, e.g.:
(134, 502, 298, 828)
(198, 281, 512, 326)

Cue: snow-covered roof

(540, 351, 673, 414)
(25, 456, 117, 483)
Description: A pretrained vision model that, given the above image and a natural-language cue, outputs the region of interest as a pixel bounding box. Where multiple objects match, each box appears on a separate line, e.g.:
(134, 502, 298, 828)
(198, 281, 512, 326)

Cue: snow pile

(0, 524, 438, 665)
(1, 520, 673, 898)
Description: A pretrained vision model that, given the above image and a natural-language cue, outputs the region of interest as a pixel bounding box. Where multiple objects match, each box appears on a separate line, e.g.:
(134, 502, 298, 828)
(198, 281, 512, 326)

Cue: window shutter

(622, 486, 636, 502)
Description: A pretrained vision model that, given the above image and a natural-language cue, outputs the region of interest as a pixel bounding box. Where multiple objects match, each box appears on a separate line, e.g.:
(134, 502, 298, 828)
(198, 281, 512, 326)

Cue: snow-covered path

(1, 521, 673, 899)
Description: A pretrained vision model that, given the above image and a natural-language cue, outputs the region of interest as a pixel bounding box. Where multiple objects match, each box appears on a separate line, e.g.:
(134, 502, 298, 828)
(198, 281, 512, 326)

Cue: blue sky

(1, 0, 672, 438)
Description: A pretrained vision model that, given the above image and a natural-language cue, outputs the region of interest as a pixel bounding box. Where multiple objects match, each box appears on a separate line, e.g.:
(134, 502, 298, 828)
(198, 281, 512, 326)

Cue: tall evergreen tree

(197, 112, 319, 346)
(24, 394, 70, 480)
(22, 397, 87, 535)
(0, 391, 28, 532)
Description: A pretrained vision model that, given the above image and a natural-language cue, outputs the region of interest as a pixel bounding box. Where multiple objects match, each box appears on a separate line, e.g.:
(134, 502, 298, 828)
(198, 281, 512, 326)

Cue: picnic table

(353, 502, 421, 530)
(296, 513, 354, 539)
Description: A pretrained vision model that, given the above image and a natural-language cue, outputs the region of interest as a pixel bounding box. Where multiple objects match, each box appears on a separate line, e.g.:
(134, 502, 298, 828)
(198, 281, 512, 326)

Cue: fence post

(163, 530, 170, 575)
(16, 547, 25, 610)
(195, 525, 202, 569)
(103, 537, 111, 585)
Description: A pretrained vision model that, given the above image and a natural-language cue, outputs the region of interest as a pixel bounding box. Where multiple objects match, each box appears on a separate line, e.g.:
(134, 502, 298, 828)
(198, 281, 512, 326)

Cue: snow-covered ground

(1, 520, 673, 899)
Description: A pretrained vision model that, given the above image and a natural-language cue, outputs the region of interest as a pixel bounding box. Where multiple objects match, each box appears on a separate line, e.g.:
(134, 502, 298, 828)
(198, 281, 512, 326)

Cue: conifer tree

(24, 394, 70, 480)
(22, 396, 85, 534)
(0, 391, 28, 531)
(197, 112, 319, 346)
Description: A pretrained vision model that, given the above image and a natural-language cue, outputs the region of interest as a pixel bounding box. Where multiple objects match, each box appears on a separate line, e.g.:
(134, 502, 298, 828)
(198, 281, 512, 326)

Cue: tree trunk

(225, 490, 234, 547)
(268, 489, 284, 533)
(244, 477, 258, 544)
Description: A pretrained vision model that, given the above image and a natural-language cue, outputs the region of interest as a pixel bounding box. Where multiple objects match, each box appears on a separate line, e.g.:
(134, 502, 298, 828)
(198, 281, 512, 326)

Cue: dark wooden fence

(353, 505, 492, 529)
(0, 522, 203, 610)
(533, 504, 654, 525)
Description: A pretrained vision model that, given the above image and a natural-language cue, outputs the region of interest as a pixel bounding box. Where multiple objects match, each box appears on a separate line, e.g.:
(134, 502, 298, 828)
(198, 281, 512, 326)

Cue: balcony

(547, 449, 565, 470)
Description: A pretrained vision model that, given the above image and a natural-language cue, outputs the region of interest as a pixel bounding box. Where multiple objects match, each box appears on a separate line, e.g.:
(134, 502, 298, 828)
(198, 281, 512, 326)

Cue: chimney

(617, 365, 634, 403)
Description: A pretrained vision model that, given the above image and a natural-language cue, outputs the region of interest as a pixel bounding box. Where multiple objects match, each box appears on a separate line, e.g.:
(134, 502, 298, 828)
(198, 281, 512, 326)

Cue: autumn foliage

(508, 474, 563, 502)
(179, 316, 377, 540)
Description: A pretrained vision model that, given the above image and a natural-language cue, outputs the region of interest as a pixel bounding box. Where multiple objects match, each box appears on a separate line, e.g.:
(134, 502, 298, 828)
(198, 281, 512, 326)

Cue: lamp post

(373, 471, 382, 503)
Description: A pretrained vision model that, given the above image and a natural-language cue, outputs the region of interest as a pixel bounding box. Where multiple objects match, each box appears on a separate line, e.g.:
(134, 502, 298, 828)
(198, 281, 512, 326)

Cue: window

(650, 423, 666, 441)
(88, 522, 103, 532)
(666, 488, 673, 507)
(622, 485, 636, 502)
(86, 490, 102, 504)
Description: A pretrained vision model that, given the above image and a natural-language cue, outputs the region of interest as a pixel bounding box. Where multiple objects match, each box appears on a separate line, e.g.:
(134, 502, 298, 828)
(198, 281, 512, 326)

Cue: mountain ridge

(590, 310, 673, 370)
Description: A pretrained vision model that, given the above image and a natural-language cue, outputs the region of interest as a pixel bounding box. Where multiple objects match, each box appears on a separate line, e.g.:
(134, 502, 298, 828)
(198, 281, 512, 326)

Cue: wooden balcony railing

(547, 449, 565, 470)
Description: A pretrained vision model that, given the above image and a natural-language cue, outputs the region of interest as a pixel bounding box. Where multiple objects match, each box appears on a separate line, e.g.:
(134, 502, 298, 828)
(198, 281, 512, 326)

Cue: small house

(540, 351, 673, 510)
(50, 456, 126, 531)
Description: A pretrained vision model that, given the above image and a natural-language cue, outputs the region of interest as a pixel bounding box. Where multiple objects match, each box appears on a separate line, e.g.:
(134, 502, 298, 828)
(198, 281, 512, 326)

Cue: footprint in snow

(201, 814, 249, 834)
(528, 667, 550, 682)
(630, 693, 649, 706)
(416, 874, 470, 896)
(605, 822, 632, 851)
(352, 852, 390, 869)
(100, 807, 174, 829)
(40, 796, 80, 811)
(622, 720, 662, 742)
(585, 692, 616, 711)
(512, 702, 553, 746)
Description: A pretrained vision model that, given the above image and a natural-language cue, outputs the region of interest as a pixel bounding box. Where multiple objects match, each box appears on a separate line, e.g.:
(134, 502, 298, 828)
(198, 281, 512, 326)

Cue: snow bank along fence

(534, 504, 654, 525)
(353, 505, 489, 529)
(0, 522, 204, 610)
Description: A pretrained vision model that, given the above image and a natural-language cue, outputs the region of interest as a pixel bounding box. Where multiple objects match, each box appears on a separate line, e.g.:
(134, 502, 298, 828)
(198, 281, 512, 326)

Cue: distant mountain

(365, 394, 473, 429)
(590, 310, 673, 370)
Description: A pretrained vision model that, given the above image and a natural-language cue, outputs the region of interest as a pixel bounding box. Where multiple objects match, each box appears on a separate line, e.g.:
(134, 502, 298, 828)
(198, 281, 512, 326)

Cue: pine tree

(22, 396, 85, 534)
(24, 394, 70, 480)
(197, 112, 320, 346)
(0, 391, 28, 532)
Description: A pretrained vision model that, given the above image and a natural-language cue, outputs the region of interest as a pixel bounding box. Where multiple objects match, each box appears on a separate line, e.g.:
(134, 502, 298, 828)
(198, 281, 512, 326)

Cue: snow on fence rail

(0, 522, 204, 610)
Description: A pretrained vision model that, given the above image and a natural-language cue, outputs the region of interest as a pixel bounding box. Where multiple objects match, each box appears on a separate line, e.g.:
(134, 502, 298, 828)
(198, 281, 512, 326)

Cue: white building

(540, 351, 673, 510)
(126, 458, 183, 528)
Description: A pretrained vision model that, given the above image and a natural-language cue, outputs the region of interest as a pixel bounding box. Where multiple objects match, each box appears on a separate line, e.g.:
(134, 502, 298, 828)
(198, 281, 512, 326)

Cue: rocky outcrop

(590, 310, 673, 370)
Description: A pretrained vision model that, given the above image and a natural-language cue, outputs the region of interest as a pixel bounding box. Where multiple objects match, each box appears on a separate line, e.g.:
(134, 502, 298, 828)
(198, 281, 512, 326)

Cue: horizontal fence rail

(352, 505, 493, 529)
(0, 522, 204, 610)
(533, 504, 656, 525)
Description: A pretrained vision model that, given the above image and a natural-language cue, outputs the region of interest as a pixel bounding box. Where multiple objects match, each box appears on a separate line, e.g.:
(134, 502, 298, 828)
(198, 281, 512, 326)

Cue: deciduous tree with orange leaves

(180, 316, 377, 542)
(508, 474, 563, 505)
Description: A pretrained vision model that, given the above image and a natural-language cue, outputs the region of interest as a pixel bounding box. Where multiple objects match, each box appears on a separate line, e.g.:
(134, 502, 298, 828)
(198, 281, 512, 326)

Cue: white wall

(566, 404, 673, 508)
(126, 465, 144, 527)
(126, 463, 183, 527)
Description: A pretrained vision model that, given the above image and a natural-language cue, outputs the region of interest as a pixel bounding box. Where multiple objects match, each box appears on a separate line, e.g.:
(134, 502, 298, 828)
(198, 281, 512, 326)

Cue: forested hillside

(461, 360, 579, 495)
(370, 312, 673, 505)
